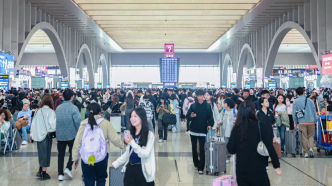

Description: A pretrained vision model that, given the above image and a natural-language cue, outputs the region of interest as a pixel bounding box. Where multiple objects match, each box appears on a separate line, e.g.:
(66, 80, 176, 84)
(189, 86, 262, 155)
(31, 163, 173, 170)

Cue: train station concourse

(0, 0, 332, 186)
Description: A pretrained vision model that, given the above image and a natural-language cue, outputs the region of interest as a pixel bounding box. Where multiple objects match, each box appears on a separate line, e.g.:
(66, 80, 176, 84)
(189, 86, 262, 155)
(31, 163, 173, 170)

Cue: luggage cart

(315, 115, 332, 155)
(110, 113, 121, 133)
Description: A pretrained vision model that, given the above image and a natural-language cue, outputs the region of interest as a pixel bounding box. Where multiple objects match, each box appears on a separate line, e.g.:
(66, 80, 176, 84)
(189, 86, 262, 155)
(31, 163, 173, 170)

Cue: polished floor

(0, 124, 331, 186)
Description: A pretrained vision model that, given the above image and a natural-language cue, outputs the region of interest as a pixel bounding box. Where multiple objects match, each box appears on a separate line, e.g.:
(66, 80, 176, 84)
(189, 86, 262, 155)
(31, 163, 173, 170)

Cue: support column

(18, 0, 25, 44)
(326, 0, 332, 50)
(310, 0, 318, 43)
(317, 0, 327, 62)
(304, 2, 311, 33)
(0, 0, 3, 49)
(3, 0, 12, 51)
(11, 0, 19, 59)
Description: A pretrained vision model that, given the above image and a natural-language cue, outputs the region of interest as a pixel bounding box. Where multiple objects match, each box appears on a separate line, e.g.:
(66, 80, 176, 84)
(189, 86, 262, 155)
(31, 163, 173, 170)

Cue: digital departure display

(0, 75, 9, 91)
(159, 58, 180, 83)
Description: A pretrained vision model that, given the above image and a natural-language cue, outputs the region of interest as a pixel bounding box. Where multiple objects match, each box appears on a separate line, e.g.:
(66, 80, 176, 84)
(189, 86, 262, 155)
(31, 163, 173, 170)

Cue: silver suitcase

(205, 141, 227, 176)
(285, 130, 303, 157)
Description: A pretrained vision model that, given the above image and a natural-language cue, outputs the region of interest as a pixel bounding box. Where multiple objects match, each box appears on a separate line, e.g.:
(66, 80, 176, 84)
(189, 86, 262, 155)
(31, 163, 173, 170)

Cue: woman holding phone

(111, 108, 156, 186)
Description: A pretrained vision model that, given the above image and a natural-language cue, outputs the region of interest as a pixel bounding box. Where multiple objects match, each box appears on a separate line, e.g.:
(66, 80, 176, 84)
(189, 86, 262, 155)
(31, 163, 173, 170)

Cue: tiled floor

(1, 124, 331, 186)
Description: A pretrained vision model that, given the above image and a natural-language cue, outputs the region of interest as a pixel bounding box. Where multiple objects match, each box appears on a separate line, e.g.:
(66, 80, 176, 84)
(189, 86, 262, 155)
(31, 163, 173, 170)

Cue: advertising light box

(60, 81, 69, 89)
(0, 53, 14, 75)
(322, 54, 332, 74)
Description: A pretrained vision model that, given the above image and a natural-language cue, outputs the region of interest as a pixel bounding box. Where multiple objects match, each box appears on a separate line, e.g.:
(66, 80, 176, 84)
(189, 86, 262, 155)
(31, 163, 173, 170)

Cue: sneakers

(198, 170, 203, 175)
(163, 139, 167, 142)
(266, 166, 269, 170)
(308, 148, 314, 158)
(64, 168, 73, 179)
(21, 141, 27, 145)
(58, 175, 65, 181)
(159, 139, 163, 143)
(41, 172, 51, 180)
(304, 153, 309, 158)
(226, 160, 230, 164)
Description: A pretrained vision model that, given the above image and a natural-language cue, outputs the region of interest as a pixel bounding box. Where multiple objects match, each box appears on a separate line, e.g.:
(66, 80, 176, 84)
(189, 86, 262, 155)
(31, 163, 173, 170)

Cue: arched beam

(222, 53, 233, 85)
(75, 44, 95, 88)
(236, 43, 256, 88)
(265, 21, 320, 77)
(16, 22, 68, 76)
(99, 53, 108, 88)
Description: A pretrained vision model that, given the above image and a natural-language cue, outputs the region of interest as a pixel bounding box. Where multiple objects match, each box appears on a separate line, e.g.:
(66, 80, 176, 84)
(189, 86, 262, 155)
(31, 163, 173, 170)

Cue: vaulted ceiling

(72, 0, 261, 50)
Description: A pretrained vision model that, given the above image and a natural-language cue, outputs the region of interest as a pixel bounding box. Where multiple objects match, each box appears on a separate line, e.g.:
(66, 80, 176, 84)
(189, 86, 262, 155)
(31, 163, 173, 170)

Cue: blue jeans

(121, 115, 125, 127)
(277, 125, 286, 151)
(22, 125, 30, 142)
(175, 113, 180, 133)
(81, 153, 108, 186)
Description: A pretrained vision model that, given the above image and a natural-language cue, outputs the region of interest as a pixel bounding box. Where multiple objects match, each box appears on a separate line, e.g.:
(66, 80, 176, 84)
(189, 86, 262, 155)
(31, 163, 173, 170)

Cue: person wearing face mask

(111, 108, 156, 186)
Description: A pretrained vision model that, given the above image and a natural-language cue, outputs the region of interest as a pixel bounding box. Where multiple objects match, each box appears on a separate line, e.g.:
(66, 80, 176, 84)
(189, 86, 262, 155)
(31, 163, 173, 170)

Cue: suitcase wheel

(317, 148, 320, 153)
(206, 171, 208, 175)
(292, 154, 296, 157)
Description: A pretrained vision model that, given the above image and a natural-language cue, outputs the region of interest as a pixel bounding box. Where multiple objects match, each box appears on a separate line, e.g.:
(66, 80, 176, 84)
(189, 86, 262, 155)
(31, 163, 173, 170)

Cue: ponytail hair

(88, 103, 101, 130)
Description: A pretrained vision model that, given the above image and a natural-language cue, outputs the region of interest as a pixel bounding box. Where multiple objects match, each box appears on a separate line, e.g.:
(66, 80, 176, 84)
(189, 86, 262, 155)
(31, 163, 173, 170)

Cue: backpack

(186, 99, 195, 112)
(142, 101, 153, 121)
(169, 103, 175, 114)
(80, 118, 107, 166)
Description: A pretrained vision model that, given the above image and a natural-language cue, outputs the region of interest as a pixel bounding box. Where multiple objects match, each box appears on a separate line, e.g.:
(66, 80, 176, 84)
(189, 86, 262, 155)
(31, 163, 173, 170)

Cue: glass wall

(110, 65, 220, 88)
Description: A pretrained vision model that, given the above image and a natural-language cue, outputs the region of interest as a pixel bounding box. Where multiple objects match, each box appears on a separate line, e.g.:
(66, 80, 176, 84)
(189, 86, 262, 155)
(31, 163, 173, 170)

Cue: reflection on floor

(0, 125, 331, 186)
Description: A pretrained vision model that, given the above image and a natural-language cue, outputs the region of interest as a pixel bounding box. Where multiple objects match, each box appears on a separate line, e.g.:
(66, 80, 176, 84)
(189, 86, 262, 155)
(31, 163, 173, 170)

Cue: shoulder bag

(40, 108, 56, 139)
(162, 104, 176, 125)
(295, 97, 307, 119)
(257, 122, 269, 157)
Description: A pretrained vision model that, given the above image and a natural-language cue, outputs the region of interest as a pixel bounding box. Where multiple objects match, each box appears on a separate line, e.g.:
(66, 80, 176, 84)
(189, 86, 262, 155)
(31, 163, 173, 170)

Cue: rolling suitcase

(212, 155, 237, 186)
(205, 140, 227, 176)
(285, 130, 303, 157)
(109, 149, 124, 186)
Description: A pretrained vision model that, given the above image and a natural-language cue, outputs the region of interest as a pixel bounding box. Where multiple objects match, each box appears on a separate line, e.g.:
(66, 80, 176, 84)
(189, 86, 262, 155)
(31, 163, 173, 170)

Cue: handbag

(257, 122, 269, 157)
(40, 108, 56, 139)
(15, 118, 29, 130)
(295, 97, 307, 119)
(162, 113, 176, 125)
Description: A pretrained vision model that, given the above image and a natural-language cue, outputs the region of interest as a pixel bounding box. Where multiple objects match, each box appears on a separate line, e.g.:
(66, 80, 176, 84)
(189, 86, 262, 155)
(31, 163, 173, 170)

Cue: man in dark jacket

(254, 90, 274, 111)
(186, 89, 214, 175)
(179, 88, 187, 123)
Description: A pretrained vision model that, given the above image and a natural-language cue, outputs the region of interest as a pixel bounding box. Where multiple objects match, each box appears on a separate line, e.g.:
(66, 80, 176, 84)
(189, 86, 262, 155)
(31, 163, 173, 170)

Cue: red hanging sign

(322, 54, 332, 74)
(164, 43, 174, 58)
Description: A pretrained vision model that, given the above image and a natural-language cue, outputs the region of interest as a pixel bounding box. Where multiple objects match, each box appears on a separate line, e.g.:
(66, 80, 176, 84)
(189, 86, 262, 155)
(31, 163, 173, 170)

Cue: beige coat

(72, 115, 124, 161)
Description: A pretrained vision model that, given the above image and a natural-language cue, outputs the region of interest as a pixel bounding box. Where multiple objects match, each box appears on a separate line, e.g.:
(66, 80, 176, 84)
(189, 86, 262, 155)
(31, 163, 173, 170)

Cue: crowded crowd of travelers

(0, 86, 331, 185)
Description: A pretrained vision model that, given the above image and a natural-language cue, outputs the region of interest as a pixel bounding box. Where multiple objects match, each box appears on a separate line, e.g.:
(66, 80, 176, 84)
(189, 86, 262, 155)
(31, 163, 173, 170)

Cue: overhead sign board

(164, 43, 174, 58)
(322, 54, 332, 74)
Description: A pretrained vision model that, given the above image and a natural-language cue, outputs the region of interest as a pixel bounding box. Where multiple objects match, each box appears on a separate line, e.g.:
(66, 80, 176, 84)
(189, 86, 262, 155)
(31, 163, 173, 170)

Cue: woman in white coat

(111, 108, 155, 186)
(218, 98, 237, 163)
(205, 91, 221, 139)
(30, 95, 56, 180)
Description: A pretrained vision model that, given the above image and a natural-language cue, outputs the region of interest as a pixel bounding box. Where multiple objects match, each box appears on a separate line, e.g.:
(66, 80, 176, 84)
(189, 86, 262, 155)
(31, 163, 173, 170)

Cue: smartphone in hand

(124, 130, 131, 140)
